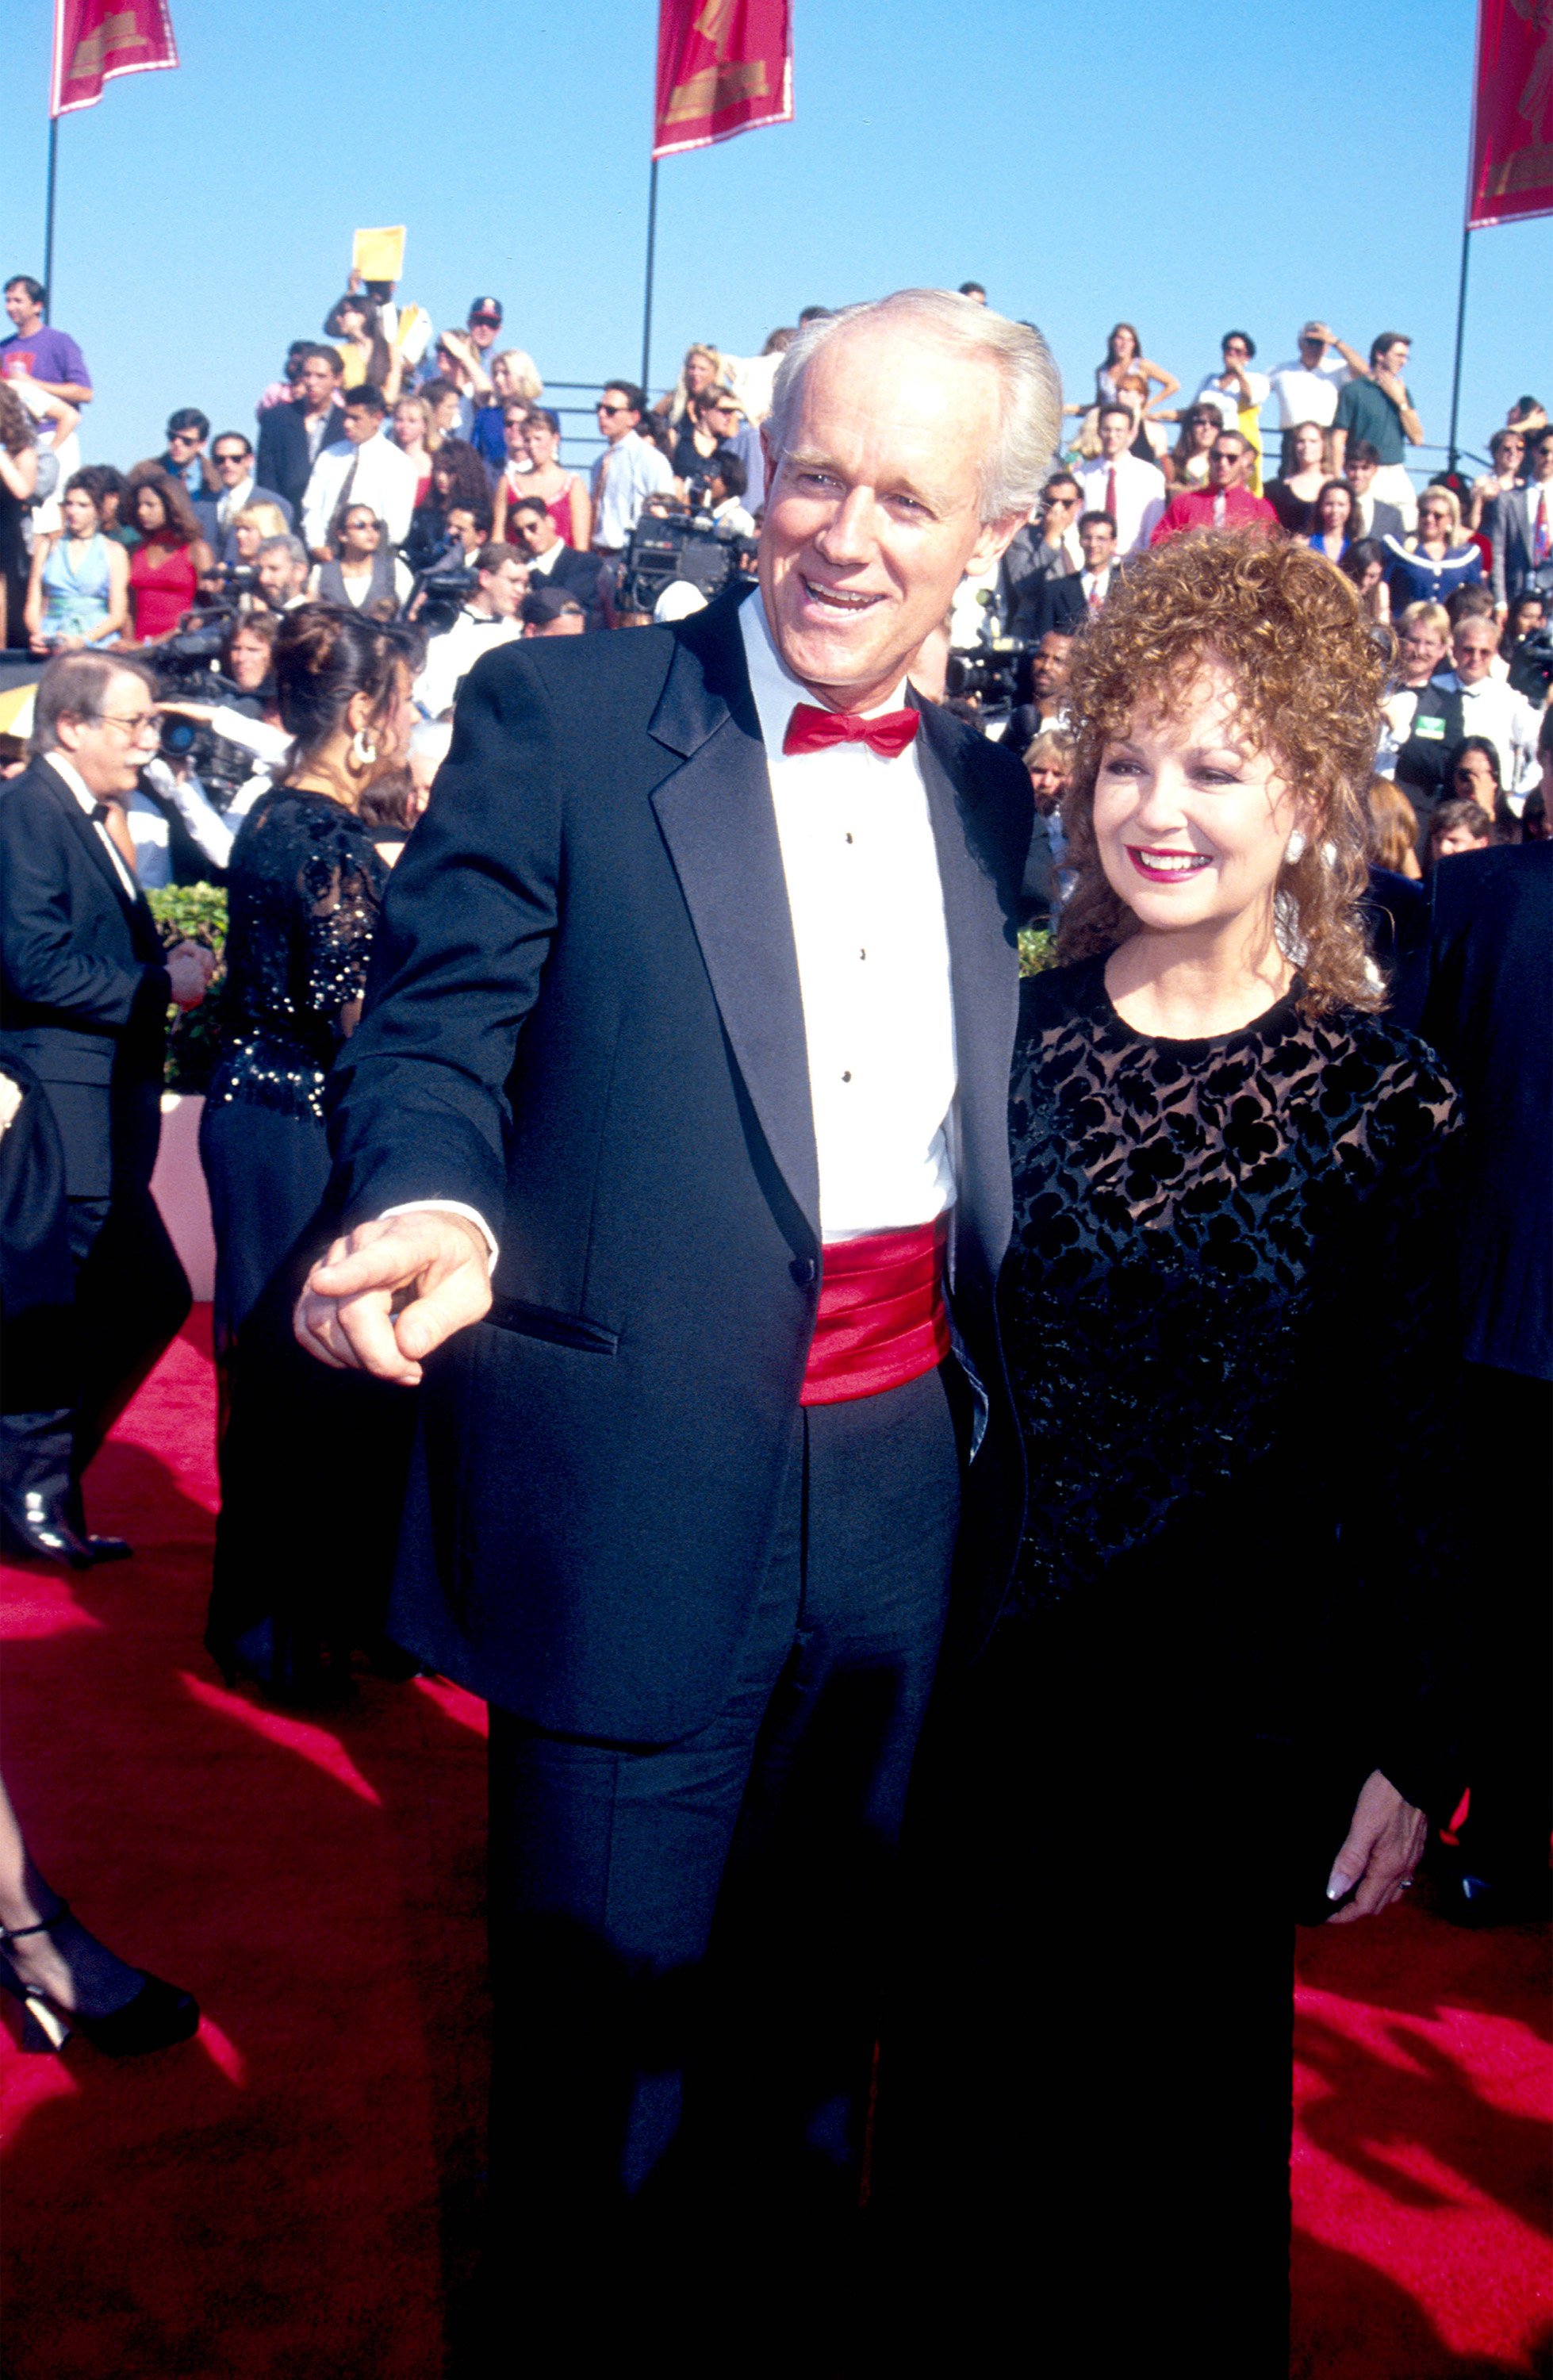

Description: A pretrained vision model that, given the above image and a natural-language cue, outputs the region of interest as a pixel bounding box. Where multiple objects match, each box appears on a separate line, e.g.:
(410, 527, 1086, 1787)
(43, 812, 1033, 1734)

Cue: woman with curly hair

(900, 532, 1463, 2374)
(403, 437, 491, 576)
(0, 384, 39, 646)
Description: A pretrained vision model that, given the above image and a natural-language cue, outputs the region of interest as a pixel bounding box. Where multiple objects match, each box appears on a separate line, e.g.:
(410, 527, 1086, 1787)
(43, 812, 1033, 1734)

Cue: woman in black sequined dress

(892, 536, 1463, 2372)
(201, 607, 421, 1698)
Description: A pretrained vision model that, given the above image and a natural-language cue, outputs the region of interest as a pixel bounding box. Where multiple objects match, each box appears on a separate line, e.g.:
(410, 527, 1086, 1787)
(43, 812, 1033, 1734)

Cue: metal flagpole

(1446, 221, 1471, 474)
(640, 155, 660, 396)
(42, 115, 59, 321)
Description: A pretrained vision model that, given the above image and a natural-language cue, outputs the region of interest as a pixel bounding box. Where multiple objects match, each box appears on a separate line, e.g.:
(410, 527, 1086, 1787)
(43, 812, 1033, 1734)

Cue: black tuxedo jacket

(0, 759, 171, 1201)
(1394, 682, 1465, 823)
(324, 585, 1032, 1740)
(1024, 573, 1087, 639)
(255, 401, 346, 523)
(1416, 843, 1552, 1382)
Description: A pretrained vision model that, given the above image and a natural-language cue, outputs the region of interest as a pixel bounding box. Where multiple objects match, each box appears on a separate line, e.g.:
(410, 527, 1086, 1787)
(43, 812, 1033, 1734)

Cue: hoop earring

(1283, 829, 1306, 865)
(350, 728, 378, 770)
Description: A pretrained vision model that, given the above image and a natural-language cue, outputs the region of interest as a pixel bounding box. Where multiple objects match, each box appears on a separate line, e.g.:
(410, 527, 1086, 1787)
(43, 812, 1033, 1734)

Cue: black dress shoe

(0, 1489, 98, 1568)
(85, 1534, 132, 1563)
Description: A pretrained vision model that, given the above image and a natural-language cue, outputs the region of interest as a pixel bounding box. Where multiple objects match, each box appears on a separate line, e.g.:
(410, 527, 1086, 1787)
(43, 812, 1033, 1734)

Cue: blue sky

(2, 0, 1541, 482)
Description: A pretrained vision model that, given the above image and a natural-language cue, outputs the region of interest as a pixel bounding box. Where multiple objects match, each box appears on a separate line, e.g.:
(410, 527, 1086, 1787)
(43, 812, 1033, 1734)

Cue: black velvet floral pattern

(208, 790, 388, 1122)
(1002, 955, 1462, 1636)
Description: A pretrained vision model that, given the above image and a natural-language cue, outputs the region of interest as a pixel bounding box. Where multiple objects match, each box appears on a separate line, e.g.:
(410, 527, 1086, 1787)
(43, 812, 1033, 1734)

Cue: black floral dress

(200, 790, 415, 1699)
(891, 954, 1463, 2374)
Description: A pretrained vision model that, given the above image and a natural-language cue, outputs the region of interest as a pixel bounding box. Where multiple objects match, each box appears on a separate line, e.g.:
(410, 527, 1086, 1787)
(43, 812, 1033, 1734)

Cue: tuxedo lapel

(649, 605, 821, 1245)
(914, 702, 1022, 1273)
(38, 765, 147, 925)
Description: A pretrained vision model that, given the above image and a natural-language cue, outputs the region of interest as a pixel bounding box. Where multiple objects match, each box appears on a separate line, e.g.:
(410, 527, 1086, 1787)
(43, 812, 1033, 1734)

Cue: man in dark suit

(198, 429, 294, 563)
(505, 494, 605, 624)
(1344, 442, 1405, 542)
(296, 289, 1056, 2317)
(1490, 423, 1553, 608)
(1024, 566, 1086, 637)
(1414, 825, 1552, 1919)
(253, 345, 346, 524)
(0, 654, 213, 1564)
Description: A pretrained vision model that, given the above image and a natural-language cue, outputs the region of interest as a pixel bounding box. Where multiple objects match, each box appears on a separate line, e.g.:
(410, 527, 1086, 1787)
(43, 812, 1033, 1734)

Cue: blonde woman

(652, 342, 723, 424)
(1382, 483, 1483, 612)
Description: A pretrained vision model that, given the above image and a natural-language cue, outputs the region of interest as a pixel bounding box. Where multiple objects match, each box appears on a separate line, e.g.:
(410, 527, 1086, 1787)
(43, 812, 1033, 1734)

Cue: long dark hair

(127, 463, 204, 547)
(324, 293, 393, 390)
(427, 437, 493, 520)
(272, 605, 418, 766)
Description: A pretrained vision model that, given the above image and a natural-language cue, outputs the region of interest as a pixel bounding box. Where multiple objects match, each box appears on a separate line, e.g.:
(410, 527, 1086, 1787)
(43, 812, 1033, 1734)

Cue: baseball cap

(469, 297, 503, 323)
(521, 585, 585, 628)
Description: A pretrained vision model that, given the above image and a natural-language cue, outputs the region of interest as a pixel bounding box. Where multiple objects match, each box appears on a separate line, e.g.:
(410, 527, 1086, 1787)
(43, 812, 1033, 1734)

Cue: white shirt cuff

(379, 1200, 499, 1272)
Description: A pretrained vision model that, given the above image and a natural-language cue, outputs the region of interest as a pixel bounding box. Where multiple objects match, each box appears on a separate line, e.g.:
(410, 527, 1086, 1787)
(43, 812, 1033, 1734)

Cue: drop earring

(1283, 829, 1306, 865)
(351, 729, 378, 770)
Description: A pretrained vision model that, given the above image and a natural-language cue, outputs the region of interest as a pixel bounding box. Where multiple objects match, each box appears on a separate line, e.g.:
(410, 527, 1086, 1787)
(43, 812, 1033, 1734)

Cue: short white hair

(765, 288, 1063, 525)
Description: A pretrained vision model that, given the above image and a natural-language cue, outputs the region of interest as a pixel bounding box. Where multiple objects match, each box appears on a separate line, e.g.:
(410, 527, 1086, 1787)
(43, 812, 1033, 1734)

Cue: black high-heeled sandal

(0, 1901, 199, 2056)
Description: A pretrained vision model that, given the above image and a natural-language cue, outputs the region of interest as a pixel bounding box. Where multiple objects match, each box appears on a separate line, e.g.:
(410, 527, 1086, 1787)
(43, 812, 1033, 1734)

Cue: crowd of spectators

(1, 267, 1549, 893)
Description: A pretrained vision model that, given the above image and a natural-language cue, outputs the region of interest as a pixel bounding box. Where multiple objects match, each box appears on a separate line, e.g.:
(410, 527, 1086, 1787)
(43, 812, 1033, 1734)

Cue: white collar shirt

(1267, 355, 1350, 428)
(413, 608, 523, 720)
(301, 431, 417, 552)
(1079, 564, 1116, 610)
(1076, 452, 1166, 555)
(217, 473, 256, 536)
(527, 538, 562, 578)
(1440, 674, 1543, 799)
(590, 433, 675, 550)
(738, 589, 957, 1244)
(44, 750, 139, 901)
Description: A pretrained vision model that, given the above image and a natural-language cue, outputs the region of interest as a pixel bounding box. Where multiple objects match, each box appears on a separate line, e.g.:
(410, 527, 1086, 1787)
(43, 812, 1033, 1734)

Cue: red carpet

(2, 1316, 1549, 2378)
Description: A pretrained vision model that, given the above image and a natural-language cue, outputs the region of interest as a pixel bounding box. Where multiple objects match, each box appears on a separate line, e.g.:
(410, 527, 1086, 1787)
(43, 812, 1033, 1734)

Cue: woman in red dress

(125, 466, 213, 643)
(518, 408, 590, 549)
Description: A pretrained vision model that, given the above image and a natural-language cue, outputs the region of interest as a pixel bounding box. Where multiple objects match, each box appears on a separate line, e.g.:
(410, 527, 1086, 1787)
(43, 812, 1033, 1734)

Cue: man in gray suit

(1344, 443, 1405, 542)
(201, 431, 293, 564)
(1492, 424, 1553, 609)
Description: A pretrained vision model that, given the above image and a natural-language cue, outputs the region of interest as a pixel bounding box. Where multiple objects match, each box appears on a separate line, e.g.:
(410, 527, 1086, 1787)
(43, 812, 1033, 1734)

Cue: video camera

(1509, 626, 1553, 702)
(148, 605, 261, 808)
(944, 590, 1037, 725)
(406, 558, 480, 638)
(618, 503, 757, 618)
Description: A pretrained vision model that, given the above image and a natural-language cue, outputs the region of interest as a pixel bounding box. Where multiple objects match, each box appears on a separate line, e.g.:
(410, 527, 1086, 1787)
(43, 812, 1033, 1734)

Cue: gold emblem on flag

(69, 11, 152, 79)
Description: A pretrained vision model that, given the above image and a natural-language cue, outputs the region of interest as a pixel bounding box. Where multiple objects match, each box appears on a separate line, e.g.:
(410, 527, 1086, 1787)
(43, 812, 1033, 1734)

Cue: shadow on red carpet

(1, 1315, 1547, 2377)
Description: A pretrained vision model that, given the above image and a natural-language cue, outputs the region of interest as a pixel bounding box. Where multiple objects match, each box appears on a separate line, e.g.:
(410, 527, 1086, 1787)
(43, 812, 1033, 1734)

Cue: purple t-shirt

(0, 325, 91, 390)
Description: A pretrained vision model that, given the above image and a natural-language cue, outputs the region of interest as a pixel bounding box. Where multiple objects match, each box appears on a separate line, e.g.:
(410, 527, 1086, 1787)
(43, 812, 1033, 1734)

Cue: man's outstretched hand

(294, 1211, 492, 1386)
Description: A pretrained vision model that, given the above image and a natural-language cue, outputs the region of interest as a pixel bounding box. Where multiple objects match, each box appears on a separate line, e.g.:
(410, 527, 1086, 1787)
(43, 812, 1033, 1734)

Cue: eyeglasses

(167, 431, 201, 449)
(596, 403, 630, 418)
(213, 451, 249, 468)
(93, 711, 162, 743)
(1042, 491, 1077, 507)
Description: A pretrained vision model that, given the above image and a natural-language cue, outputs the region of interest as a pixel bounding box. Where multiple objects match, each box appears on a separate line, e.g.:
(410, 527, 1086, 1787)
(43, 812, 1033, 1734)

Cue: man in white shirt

(1076, 405, 1165, 555)
(413, 543, 527, 717)
(1076, 510, 1122, 610)
(301, 383, 417, 556)
(1441, 613, 1543, 803)
(1266, 321, 1361, 432)
(589, 379, 674, 553)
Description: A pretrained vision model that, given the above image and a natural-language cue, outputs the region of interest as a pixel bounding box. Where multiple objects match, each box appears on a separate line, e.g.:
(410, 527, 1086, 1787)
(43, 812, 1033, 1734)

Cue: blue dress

(1383, 536, 1483, 612)
(39, 531, 116, 643)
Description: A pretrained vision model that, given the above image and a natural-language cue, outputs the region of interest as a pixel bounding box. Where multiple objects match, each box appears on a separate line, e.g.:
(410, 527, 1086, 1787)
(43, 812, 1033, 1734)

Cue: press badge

(1414, 715, 1446, 739)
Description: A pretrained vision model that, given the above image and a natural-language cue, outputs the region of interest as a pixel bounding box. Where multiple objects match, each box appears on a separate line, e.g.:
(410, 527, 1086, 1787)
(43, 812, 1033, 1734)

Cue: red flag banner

(51, 0, 179, 119)
(653, 0, 792, 161)
(1467, 0, 1553, 227)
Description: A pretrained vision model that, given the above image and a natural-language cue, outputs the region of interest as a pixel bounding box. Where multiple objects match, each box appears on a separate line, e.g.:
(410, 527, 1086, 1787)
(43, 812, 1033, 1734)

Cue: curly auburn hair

(1056, 530, 1389, 1015)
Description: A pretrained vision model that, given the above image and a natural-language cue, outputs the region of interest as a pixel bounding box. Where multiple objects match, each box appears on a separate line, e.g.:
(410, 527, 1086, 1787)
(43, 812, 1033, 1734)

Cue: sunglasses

(597, 403, 630, 417)
(168, 432, 201, 447)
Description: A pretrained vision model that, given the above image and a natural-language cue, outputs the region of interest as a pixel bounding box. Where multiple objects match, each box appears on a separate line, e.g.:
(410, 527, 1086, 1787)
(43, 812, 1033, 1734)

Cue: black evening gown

(883, 955, 1463, 2374)
(201, 789, 419, 1697)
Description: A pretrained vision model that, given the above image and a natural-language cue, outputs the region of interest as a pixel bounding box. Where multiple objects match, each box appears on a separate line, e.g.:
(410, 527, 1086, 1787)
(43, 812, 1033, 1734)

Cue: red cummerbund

(800, 1218, 950, 1407)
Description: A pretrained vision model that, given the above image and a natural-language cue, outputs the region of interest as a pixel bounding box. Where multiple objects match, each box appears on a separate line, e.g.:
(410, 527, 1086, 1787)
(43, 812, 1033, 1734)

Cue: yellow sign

(351, 226, 406, 286)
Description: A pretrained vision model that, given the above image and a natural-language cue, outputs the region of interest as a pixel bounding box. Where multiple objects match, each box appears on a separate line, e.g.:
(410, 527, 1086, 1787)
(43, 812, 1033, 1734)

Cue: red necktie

(1535, 491, 1550, 565)
(1105, 466, 1118, 529)
(783, 703, 920, 759)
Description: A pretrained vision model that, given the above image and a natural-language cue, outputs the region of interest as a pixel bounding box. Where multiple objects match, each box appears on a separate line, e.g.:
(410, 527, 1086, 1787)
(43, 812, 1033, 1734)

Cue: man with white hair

(293, 287, 1056, 2317)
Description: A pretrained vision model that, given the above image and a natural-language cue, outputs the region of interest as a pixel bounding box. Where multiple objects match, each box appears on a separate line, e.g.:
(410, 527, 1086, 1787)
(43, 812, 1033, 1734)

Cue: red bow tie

(782, 702, 920, 760)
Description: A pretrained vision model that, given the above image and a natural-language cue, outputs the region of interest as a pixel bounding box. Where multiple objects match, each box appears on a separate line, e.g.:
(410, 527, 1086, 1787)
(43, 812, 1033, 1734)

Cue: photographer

(412, 541, 527, 718)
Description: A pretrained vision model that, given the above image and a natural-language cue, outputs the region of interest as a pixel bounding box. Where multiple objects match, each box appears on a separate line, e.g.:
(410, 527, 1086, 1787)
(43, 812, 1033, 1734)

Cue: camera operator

(413, 542, 527, 718)
(506, 496, 604, 624)
(150, 613, 293, 861)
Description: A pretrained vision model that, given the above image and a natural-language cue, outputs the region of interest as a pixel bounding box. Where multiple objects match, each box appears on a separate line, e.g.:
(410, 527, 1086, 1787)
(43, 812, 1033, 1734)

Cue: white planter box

(151, 1091, 216, 1303)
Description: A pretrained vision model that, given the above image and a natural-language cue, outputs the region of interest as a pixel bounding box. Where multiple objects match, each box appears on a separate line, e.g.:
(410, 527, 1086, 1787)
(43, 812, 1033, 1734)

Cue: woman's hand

(1325, 1769, 1427, 1923)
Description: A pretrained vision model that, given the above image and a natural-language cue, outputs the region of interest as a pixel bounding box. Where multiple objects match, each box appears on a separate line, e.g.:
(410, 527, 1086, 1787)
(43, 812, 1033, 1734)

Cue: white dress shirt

(1267, 355, 1350, 429)
(1076, 453, 1166, 555)
(1193, 369, 1271, 429)
(1438, 673, 1543, 802)
(1078, 564, 1117, 612)
(301, 431, 417, 551)
(413, 608, 524, 719)
(44, 751, 138, 900)
(589, 433, 674, 550)
(738, 589, 956, 1243)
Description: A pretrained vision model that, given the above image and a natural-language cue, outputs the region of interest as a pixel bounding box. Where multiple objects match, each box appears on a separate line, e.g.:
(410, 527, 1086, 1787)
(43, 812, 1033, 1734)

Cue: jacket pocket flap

(485, 1297, 619, 1355)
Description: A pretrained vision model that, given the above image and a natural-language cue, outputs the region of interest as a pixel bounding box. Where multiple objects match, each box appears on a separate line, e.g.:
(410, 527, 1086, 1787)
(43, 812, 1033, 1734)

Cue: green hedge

(1018, 923, 1057, 977)
(148, 883, 228, 1093)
